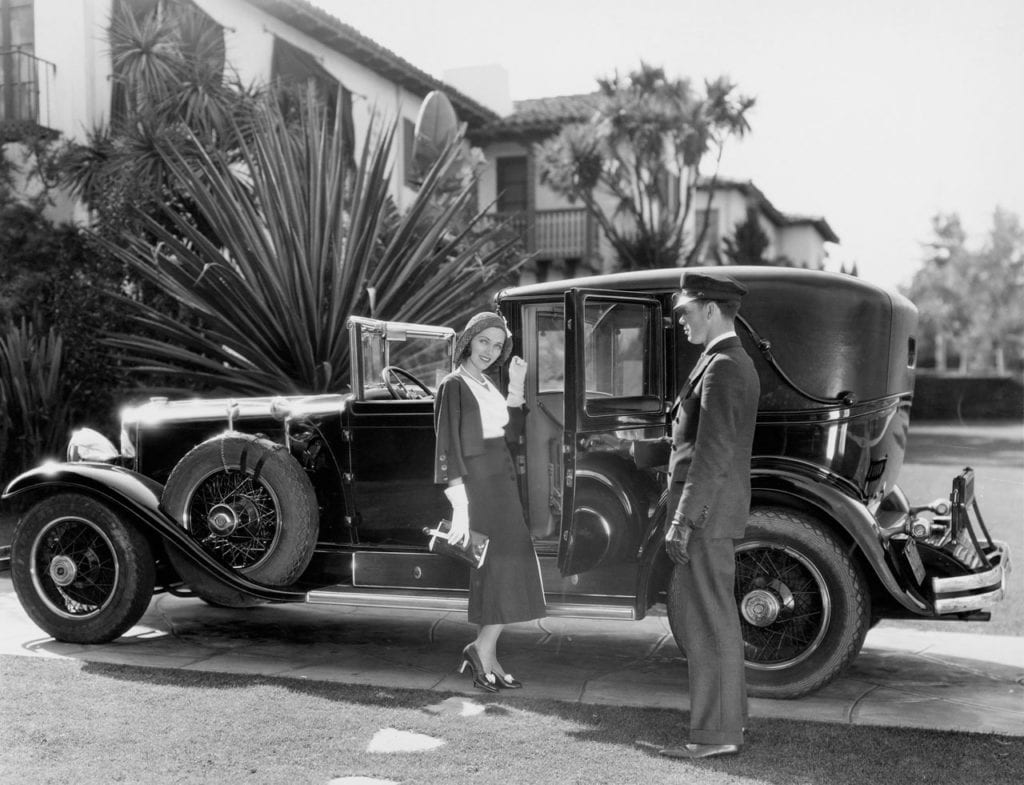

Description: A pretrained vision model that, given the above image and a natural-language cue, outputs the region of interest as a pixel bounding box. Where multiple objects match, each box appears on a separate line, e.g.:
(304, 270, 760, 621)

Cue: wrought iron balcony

(493, 207, 595, 260)
(0, 48, 56, 141)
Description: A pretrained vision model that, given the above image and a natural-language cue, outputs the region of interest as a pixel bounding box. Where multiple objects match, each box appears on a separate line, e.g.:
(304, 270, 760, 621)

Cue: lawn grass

(1, 656, 1021, 785)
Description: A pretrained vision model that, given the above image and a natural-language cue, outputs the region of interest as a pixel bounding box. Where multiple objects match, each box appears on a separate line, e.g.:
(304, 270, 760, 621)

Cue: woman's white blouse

(458, 368, 509, 438)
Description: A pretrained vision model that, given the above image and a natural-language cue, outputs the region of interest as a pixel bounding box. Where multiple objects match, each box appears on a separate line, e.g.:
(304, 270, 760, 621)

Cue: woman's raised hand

(507, 356, 527, 407)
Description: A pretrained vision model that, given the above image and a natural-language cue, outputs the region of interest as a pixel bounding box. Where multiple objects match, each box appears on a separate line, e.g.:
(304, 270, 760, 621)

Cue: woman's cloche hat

(454, 311, 513, 365)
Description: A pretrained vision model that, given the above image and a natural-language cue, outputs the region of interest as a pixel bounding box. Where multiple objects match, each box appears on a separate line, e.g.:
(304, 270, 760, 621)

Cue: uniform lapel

(680, 352, 713, 400)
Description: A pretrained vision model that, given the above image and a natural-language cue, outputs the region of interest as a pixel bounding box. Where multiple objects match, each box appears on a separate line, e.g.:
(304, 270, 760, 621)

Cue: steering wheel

(382, 366, 433, 400)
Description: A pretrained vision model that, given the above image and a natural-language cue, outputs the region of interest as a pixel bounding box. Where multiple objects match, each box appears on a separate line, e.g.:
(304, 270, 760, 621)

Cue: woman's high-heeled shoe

(458, 644, 498, 693)
(493, 673, 523, 689)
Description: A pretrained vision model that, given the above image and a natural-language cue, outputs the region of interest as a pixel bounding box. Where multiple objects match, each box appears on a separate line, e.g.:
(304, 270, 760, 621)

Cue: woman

(434, 311, 547, 692)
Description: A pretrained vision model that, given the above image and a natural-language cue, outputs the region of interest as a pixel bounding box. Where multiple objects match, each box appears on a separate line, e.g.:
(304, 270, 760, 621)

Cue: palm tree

(60, 0, 261, 238)
(536, 62, 755, 270)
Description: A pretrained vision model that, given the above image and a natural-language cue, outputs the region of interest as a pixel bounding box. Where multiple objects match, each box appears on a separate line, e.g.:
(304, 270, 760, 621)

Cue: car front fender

(2, 462, 304, 602)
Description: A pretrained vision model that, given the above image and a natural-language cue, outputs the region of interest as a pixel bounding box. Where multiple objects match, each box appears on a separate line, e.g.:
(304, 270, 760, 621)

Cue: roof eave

(244, 0, 500, 126)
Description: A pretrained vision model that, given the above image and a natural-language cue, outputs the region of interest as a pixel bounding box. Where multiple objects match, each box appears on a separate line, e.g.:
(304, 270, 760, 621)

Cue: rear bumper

(932, 540, 1011, 614)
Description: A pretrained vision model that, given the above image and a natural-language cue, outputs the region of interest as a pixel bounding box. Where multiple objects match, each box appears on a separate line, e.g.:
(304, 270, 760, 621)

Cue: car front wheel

(11, 493, 155, 643)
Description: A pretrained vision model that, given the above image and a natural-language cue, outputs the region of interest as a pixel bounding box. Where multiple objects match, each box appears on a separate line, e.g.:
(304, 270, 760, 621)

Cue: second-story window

(0, 0, 34, 123)
(403, 117, 416, 186)
(496, 156, 528, 214)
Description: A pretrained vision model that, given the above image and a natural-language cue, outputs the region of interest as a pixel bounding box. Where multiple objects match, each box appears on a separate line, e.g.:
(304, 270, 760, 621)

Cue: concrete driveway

(1, 573, 1021, 737)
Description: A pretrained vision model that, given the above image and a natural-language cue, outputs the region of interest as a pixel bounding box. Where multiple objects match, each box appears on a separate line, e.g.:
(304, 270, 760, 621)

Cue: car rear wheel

(11, 493, 155, 643)
(666, 506, 870, 699)
(162, 434, 318, 604)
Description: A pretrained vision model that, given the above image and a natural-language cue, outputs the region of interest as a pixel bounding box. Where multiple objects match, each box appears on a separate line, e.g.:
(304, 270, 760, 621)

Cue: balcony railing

(494, 207, 594, 260)
(0, 48, 56, 135)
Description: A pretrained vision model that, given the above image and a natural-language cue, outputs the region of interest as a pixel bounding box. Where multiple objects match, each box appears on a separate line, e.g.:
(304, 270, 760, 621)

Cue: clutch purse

(424, 519, 490, 569)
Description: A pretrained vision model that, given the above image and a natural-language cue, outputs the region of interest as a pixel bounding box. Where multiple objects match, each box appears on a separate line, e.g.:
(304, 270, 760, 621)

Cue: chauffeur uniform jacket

(668, 335, 760, 536)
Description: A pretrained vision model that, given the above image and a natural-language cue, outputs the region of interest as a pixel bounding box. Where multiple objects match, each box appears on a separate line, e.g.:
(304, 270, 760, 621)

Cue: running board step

(305, 586, 637, 620)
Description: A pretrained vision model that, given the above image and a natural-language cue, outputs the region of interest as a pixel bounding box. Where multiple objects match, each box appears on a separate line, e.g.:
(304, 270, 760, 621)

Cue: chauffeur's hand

(665, 518, 694, 565)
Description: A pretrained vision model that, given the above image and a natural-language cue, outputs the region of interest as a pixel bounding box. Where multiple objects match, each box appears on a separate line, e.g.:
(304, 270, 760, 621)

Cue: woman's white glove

(506, 355, 527, 407)
(444, 484, 471, 547)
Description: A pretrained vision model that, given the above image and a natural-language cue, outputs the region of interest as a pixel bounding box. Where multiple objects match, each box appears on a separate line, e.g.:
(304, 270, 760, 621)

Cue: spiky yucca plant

(0, 320, 74, 479)
(94, 96, 519, 396)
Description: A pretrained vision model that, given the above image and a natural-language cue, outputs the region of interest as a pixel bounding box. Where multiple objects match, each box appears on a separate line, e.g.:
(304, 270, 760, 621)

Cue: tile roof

(244, 0, 500, 126)
(471, 92, 603, 140)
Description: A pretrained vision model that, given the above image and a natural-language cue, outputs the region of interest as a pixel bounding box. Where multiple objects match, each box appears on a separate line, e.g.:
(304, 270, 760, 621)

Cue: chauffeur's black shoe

(659, 743, 741, 760)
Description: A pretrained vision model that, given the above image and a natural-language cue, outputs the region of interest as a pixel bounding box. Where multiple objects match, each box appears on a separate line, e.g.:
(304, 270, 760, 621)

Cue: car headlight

(66, 428, 120, 463)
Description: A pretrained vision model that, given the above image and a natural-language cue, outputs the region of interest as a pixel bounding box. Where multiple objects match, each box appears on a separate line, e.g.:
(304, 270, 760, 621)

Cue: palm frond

(98, 93, 520, 395)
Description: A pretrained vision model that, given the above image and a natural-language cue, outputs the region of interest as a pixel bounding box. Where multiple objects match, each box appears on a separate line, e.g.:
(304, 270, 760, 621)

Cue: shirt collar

(704, 331, 737, 354)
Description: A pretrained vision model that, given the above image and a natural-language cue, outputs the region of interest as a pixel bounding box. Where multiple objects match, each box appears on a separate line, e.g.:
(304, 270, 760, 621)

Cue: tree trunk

(935, 330, 947, 372)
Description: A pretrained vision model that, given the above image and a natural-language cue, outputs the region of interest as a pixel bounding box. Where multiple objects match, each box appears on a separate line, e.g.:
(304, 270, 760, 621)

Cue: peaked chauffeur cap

(673, 271, 748, 309)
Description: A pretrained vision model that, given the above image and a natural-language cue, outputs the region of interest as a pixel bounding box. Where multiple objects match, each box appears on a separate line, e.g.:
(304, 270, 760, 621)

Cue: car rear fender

(634, 462, 930, 616)
(2, 463, 304, 602)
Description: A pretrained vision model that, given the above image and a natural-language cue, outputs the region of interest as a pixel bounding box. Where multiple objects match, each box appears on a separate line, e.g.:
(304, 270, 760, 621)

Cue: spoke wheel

(185, 469, 281, 571)
(162, 434, 318, 605)
(735, 541, 831, 669)
(11, 493, 154, 643)
(666, 506, 870, 699)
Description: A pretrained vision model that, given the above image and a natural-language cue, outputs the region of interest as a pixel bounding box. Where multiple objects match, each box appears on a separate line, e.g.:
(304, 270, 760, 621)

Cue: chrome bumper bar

(932, 540, 1011, 615)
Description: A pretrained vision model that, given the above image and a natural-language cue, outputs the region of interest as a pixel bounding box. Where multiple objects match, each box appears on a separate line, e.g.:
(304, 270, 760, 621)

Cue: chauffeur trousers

(676, 536, 747, 746)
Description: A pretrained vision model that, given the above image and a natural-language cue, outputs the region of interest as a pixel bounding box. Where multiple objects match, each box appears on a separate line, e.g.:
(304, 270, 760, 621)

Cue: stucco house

(0, 0, 498, 221)
(1, 0, 837, 282)
(461, 90, 839, 282)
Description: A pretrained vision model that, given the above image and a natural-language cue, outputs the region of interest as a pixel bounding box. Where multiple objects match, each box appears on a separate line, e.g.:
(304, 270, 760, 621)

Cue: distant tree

(722, 206, 770, 265)
(962, 208, 1024, 374)
(536, 62, 755, 270)
(905, 214, 971, 372)
(904, 210, 1023, 373)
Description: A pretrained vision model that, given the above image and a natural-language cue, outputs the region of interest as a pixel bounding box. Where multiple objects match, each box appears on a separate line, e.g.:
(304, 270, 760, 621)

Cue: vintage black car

(2, 266, 1010, 698)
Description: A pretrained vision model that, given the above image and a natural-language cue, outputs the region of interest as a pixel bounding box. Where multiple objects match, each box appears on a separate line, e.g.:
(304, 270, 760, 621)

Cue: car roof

(496, 265, 899, 303)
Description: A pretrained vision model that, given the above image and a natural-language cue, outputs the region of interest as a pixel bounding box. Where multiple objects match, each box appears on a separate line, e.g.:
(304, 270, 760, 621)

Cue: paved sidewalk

(1, 574, 1021, 737)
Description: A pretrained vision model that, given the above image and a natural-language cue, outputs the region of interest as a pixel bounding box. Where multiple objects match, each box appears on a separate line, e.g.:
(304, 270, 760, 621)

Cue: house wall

(193, 0, 423, 208)
(27, 0, 427, 213)
(777, 224, 828, 269)
(34, 0, 112, 140)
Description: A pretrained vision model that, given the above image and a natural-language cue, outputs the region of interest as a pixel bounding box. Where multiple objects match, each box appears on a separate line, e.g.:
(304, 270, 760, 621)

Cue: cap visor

(673, 292, 699, 309)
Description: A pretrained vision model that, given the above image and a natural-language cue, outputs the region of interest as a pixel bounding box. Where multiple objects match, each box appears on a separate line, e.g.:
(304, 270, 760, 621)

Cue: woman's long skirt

(463, 438, 547, 625)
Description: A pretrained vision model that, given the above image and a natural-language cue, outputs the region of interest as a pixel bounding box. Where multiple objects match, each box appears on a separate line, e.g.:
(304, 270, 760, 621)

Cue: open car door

(558, 289, 665, 576)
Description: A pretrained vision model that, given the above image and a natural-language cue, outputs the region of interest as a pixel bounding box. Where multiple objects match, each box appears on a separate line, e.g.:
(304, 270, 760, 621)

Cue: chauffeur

(660, 271, 760, 761)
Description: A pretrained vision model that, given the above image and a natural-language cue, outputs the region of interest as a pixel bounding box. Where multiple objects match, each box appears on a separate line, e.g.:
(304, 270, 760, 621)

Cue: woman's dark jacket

(433, 373, 524, 484)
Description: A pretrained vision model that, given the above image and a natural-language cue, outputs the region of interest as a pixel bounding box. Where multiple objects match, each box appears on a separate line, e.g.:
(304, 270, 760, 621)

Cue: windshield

(349, 317, 455, 400)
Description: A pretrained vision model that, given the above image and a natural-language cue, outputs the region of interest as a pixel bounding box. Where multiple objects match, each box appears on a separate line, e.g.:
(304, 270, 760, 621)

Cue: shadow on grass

(65, 659, 1024, 785)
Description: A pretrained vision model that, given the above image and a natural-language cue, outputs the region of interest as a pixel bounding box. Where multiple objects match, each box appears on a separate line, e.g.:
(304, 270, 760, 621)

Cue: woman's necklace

(459, 365, 490, 387)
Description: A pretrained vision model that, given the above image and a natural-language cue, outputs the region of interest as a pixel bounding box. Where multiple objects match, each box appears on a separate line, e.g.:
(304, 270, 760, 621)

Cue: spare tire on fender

(162, 433, 319, 592)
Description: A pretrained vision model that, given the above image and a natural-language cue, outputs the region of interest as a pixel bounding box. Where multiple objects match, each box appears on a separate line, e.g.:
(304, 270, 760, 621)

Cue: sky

(313, 0, 1024, 291)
